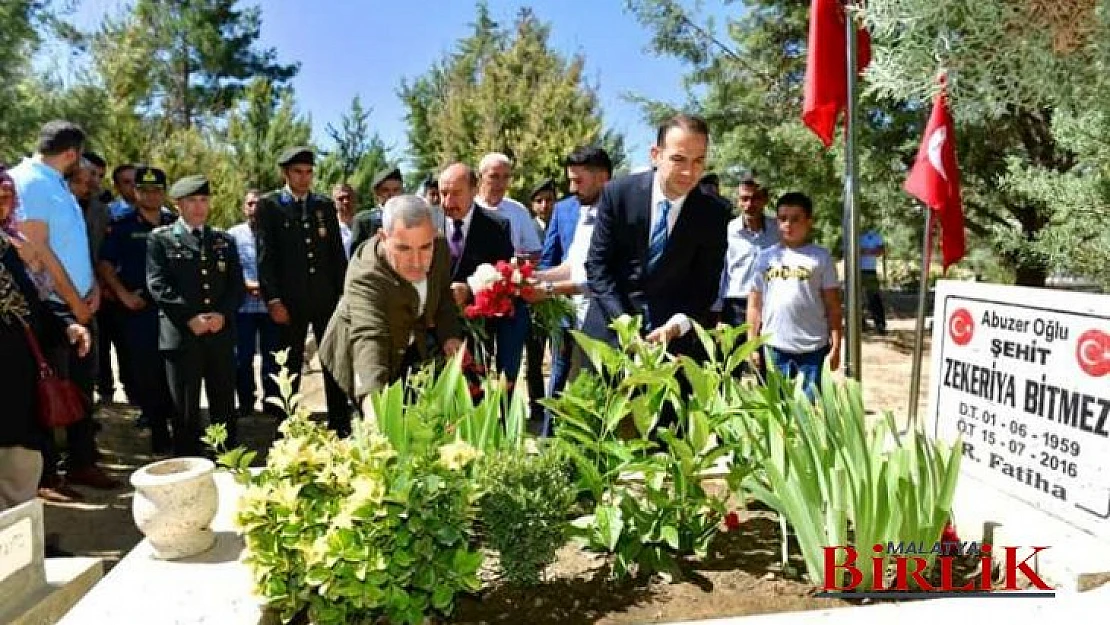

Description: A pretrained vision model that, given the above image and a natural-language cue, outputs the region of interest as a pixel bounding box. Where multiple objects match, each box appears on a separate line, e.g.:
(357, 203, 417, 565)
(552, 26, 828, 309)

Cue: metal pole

(907, 208, 935, 429)
(844, 3, 863, 382)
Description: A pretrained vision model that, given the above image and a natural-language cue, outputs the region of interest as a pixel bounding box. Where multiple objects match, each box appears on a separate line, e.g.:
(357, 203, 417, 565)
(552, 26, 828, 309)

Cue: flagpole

(843, 2, 863, 382)
(907, 208, 935, 429)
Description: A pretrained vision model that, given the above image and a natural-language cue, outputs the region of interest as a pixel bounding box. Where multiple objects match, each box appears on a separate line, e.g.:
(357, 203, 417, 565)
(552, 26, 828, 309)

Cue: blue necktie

(647, 199, 671, 271)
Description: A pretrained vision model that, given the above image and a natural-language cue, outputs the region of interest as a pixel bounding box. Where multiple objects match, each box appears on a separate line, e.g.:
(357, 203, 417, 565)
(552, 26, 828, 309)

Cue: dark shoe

(66, 465, 122, 490)
(38, 475, 85, 503)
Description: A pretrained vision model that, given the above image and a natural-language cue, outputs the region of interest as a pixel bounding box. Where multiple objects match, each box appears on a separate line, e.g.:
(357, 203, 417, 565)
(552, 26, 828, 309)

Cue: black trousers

(163, 337, 236, 457)
(280, 310, 350, 435)
(525, 329, 546, 419)
(862, 271, 886, 331)
(124, 308, 175, 450)
(96, 301, 133, 400)
(42, 321, 99, 476)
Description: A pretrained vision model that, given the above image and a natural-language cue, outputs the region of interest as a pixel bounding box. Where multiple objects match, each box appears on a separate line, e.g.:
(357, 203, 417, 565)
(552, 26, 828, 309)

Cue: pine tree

(400, 3, 627, 200)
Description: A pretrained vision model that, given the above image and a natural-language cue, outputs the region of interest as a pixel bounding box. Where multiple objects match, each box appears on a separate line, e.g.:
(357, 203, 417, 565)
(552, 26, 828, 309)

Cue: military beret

(277, 146, 314, 167)
(421, 176, 438, 190)
(371, 166, 402, 190)
(135, 166, 167, 188)
(530, 178, 556, 200)
(168, 174, 210, 200)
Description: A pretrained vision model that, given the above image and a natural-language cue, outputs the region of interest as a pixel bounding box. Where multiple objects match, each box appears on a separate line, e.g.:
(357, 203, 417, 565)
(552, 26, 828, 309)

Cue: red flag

(904, 82, 966, 270)
(802, 0, 872, 147)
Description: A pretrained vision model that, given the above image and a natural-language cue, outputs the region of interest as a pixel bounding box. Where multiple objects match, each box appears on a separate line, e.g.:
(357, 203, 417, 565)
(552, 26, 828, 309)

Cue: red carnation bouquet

(464, 258, 536, 319)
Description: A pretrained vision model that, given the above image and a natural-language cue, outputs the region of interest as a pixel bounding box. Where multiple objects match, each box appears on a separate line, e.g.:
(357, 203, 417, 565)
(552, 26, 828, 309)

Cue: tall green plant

(735, 370, 963, 589)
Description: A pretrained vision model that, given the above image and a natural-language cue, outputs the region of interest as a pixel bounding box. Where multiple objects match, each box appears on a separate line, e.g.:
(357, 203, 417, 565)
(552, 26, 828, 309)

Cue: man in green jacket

(319, 194, 464, 420)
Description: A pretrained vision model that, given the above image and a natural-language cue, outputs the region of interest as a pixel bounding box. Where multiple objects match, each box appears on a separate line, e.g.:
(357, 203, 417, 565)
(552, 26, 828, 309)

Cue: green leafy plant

(734, 369, 963, 589)
(207, 354, 484, 625)
(546, 315, 752, 579)
(477, 448, 576, 585)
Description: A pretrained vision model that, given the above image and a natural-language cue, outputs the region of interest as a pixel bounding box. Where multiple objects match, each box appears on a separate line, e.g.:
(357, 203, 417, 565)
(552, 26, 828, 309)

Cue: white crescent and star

(926, 127, 948, 181)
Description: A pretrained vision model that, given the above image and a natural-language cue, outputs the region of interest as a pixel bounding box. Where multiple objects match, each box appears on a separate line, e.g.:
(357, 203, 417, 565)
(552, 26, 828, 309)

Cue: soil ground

(43, 295, 932, 622)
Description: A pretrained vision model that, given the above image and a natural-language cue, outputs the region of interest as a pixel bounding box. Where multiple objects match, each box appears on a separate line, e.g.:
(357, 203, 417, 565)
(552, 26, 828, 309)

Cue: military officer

(349, 166, 403, 254)
(97, 166, 178, 452)
(147, 175, 244, 456)
(255, 147, 351, 434)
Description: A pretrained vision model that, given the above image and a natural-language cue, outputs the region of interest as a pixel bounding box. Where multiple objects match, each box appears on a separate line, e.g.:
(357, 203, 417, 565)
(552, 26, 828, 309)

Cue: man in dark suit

(147, 175, 244, 456)
(255, 146, 350, 432)
(319, 195, 463, 418)
(533, 146, 613, 432)
(349, 166, 403, 255)
(584, 114, 730, 360)
(438, 162, 525, 378)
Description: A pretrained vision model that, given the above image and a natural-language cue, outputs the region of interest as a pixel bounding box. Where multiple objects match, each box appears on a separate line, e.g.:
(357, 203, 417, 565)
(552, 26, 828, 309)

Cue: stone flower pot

(131, 457, 219, 560)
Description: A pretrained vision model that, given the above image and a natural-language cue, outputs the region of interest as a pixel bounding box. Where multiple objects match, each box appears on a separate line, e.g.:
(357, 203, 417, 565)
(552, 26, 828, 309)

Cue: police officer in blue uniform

(147, 175, 244, 455)
(97, 166, 178, 452)
(255, 147, 350, 434)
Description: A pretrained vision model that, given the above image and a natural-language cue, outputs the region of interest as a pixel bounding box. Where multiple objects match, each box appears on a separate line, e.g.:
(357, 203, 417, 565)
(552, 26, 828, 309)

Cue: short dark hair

(83, 151, 107, 169)
(36, 120, 86, 157)
(111, 164, 136, 184)
(776, 191, 813, 217)
(564, 145, 613, 177)
(656, 113, 710, 147)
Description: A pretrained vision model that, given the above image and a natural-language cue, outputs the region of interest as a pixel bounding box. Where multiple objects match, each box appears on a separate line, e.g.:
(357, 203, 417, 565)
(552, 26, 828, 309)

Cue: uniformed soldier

(255, 147, 351, 434)
(147, 175, 244, 456)
(97, 166, 178, 452)
(349, 166, 403, 254)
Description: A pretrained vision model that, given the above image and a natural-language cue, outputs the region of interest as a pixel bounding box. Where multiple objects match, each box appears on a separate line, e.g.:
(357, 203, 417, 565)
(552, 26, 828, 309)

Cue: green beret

(371, 166, 402, 190)
(134, 166, 167, 189)
(530, 178, 556, 200)
(278, 146, 314, 167)
(169, 174, 210, 200)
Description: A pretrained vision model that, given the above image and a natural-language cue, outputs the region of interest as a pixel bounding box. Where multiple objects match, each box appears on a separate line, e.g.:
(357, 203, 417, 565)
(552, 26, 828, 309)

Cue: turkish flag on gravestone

(802, 0, 872, 147)
(904, 83, 966, 270)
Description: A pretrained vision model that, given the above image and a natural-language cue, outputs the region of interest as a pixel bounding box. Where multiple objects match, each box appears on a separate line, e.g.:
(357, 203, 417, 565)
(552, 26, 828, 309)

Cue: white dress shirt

(565, 204, 597, 327)
(476, 196, 543, 255)
(647, 173, 693, 336)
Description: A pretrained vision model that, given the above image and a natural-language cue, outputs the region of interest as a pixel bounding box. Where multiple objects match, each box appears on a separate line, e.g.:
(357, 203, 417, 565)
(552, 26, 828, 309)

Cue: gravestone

(925, 280, 1110, 588)
(0, 499, 103, 625)
(0, 500, 47, 619)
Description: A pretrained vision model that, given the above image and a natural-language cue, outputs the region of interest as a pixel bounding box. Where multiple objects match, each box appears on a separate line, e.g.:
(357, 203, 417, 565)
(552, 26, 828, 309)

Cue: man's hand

(827, 345, 841, 372)
(66, 323, 91, 358)
(645, 320, 682, 345)
(751, 349, 764, 372)
(443, 338, 463, 359)
(521, 282, 548, 304)
(450, 282, 470, 307)
(188, 315, 209, 336)
(268, 300, 290, 325)
(86, 284, 101, 315)
(205, 313, 226, 333)
(121, 290, 147, 312)
(245, 280, 261, 298)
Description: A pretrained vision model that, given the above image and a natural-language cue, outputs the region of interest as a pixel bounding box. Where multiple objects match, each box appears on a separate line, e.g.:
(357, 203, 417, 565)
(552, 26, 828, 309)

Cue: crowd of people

(1, 113, 891, 523)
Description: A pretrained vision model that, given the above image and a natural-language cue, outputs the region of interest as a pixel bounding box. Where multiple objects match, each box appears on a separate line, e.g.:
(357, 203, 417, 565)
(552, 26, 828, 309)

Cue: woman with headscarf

(0, 165, 90, 510)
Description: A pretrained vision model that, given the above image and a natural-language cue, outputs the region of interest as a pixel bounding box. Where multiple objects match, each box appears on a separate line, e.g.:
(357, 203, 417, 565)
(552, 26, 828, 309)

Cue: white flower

(438, 440, 480, 471)
(511, 269, 523, 284)
(467, 263, 501, 295)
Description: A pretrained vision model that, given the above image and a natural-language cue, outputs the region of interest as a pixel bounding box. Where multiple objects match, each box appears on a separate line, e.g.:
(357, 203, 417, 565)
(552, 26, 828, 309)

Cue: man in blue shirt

(98, 166, 178, 452)
(227, 189, 280, 418)
(10, 120, 119, 492)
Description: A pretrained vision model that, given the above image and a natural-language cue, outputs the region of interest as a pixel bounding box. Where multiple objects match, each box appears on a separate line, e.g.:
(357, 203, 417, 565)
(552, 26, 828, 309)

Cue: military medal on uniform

(316, 209, 327, 239)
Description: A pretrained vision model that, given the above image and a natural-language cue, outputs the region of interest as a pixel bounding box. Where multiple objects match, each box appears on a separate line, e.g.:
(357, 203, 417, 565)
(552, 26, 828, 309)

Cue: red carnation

(723, 511, 741, 532)
(941, 520, 960, 544)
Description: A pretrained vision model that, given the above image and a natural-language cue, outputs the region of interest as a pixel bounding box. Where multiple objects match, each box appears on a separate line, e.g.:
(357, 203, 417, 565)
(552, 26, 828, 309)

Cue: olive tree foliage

(862, 0, 1110, 288)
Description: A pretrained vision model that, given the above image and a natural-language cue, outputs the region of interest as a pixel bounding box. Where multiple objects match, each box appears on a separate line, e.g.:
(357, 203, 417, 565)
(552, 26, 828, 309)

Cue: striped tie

(647, 199, 671, 272)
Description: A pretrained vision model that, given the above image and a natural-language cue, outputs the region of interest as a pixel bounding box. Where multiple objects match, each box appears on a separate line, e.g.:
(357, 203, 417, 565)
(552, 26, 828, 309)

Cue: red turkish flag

(904, 84, 966, 270)
(802, 0, 872, 147)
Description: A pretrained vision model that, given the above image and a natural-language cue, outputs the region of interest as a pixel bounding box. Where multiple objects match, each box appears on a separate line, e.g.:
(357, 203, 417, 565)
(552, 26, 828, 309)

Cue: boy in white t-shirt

(747, 192, 843, 397)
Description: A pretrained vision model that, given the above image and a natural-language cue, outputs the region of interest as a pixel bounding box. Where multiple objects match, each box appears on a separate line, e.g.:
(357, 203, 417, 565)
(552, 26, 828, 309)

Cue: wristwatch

(543, 281, 555, 296)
